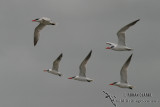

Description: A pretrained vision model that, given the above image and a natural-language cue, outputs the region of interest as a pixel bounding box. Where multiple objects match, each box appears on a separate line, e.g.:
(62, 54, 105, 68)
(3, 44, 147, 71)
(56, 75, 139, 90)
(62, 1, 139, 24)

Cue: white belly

(112, 46, 132, 51)
(74, 77, 93, 82)
(117, 83, 132, 88)
(48, 70, 61, 76)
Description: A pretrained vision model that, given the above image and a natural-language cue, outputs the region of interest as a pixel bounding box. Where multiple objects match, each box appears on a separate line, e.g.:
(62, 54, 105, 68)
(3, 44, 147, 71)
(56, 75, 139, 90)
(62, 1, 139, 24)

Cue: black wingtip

(83, 50, 92, 61)
(34, 40, 37, 46)
(90, 50, 92, 54)
(34, 43, 36, 46)
(60, 53, 63, 57)
(57, 53, 63, 60)
(129, 19, 140, 26)
(137, 19, 140, 21)
(128, 54, 133, 60)
(51, 23, 56, 25)
(88, 50, 92, 57)
(58, 74, 62, 77)
(134, 19, 140, 24)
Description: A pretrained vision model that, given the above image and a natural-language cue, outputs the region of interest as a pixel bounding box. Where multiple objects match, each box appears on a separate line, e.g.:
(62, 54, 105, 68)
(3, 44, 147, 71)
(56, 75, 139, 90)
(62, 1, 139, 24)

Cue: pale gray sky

(0, 0, 160, 107)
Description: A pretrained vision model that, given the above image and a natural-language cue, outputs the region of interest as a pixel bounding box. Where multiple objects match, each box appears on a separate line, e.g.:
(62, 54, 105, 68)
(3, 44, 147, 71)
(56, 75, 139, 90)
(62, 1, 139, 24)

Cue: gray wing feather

(120, 54, 133, 83)
(52, 53, 63, 71)
(117, 19, 140, 46)
(34, 24, 46, 46)
(79, 50, 92, 77)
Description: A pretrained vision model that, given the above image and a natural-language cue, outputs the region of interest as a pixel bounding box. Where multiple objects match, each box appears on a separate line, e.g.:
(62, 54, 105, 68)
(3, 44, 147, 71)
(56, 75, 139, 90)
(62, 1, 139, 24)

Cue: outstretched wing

(117, 19, 140, 46)
(52, 53, 63, 71)
(79, 50, 92, 77)
(120, 54, 133, 83)
(34, 23, 46, 46)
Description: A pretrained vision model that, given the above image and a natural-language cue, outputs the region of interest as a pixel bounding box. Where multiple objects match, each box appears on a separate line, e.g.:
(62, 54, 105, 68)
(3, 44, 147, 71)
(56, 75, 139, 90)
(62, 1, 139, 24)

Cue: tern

(32, 17, 56, 46)
(106, 19, 140, 51)
(44, 53, 63, 76)
(68, 50, 93, 82)
(109, 54, 133, 89)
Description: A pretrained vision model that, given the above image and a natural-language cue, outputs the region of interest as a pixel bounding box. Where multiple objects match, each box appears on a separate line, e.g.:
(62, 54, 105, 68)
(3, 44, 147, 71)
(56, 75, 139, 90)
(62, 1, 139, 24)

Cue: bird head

(68, 76, 76, 79)
(32, 18, 40, 22)
(106, 42, 115, 49)
(109, 82, 117, 86)
(43, 69, 52, 72)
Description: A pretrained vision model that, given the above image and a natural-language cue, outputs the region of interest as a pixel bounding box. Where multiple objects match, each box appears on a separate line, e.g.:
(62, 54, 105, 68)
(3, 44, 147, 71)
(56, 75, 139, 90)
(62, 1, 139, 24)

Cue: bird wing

(120, 54, 133, 83)
(52, 53, 63, 72)
(34, 23, 46, 46)
(117, 19, 140, 46)
(79, 50, 92, 77)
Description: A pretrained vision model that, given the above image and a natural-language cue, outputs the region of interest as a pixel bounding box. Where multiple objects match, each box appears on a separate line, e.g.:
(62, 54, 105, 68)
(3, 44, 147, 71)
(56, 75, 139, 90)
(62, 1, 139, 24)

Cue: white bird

(106, 19, 140, 51)
(32, 17, 56, 46)
(44, 53, 63, 76)
(68, 50, 93, 82)
(109, 54, 133, 89)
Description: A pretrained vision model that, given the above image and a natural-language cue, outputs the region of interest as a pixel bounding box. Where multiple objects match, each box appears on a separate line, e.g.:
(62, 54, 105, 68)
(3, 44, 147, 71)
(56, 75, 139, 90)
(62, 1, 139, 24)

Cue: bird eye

(35, 18, 39, 20)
